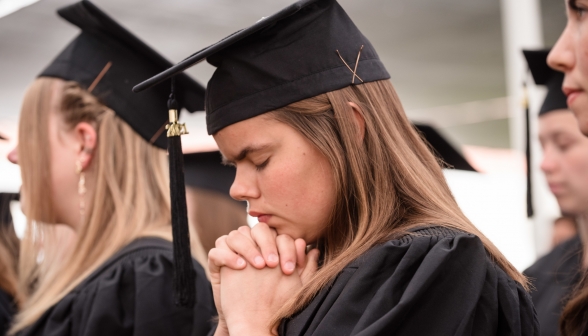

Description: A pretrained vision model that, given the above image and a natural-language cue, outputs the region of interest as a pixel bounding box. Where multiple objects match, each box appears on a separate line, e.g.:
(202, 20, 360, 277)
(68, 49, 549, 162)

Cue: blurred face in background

(548, 0, 588, 135)
(540, 110, 588, 215)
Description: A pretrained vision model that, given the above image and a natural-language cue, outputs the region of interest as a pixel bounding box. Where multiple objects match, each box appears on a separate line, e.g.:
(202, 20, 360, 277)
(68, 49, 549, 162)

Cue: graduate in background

(184, 151, 247, 255)
(136, 0, 538, 334)
(5, 2, 215, 335)
(522, 49, 585, 336)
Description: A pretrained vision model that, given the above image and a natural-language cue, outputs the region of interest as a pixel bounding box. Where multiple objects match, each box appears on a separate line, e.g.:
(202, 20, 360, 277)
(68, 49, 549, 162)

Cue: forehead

(539, 110, 579, 134)
(213, 114, 283, 157)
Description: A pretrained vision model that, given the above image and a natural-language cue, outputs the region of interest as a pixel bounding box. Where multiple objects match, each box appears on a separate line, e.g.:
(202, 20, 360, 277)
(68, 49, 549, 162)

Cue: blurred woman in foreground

(547, 0, 588, 333)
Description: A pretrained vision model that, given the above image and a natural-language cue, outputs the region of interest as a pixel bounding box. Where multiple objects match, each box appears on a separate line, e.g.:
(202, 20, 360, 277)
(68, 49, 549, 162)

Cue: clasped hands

(208, 223, 320, 336)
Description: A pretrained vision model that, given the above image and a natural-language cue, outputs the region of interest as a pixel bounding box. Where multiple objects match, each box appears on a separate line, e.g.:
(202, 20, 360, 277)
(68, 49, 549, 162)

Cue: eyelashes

(569, 0, 587, 16)
(255, 158, 270, 171)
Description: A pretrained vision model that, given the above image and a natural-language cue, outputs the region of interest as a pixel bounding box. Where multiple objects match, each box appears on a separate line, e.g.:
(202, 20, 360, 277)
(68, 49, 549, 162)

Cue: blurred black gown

(0, 288, 16, 335)
(278, 226, 539, 335)
(16, 237, 216, 336)
(524, 235, 582, 336)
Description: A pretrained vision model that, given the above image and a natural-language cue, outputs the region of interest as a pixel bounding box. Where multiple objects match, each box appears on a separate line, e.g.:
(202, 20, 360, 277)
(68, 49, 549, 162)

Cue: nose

(229, 166, 260, 202)
(7, 146, 18, 165)
(548, 24, 575, 73)
(540, 147, 558, 175)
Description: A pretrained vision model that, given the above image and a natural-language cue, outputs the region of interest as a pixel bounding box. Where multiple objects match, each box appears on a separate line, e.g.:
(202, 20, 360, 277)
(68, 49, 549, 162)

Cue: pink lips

(248, 211, 272, 223)
(563, 87, 583, 106)
(257, 215, 272, 223)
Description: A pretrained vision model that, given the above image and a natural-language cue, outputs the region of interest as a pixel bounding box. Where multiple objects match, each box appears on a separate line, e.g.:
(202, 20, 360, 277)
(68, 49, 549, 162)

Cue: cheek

(266, 150, 335, 223)
(565, 150, 588, 197)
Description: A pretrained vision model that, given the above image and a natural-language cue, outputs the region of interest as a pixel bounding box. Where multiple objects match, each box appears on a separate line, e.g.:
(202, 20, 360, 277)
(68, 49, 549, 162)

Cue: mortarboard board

(42, 1, 205, 307)
(40, 1, 205, 149)
(413, 124, 476, 172)
(134, 0, 390, 135)
(523, 49, 568, 116)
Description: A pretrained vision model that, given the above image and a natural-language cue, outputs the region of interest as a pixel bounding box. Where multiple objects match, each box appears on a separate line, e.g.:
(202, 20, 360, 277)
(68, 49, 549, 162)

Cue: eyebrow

(221, 144, 271, 165)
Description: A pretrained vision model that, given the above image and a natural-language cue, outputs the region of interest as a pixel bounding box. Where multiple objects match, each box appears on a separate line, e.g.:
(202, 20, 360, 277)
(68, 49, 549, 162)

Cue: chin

(557, 202, 584, 217)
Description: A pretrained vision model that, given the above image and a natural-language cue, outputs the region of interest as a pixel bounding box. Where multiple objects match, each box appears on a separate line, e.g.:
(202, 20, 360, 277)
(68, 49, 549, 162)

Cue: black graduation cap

(42, 1, 204, 307)
(523, 49, 568, 115)
(134, 0, 390, 134)
(413, 124, 476, 172)
(40, 0, 205, 149)
(184, 151, 237, 198)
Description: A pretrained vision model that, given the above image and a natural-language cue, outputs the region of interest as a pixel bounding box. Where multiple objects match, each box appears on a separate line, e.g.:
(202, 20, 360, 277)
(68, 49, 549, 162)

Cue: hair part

(268, 80, 528, 327)
(10, 77, 173, 333)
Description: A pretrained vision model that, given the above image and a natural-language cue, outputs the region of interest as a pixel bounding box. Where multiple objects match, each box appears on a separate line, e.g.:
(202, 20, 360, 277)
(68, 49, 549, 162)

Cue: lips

(548, 182, 566, 196)
(248, 210, 272, 223)
(563, 87, 584, 106)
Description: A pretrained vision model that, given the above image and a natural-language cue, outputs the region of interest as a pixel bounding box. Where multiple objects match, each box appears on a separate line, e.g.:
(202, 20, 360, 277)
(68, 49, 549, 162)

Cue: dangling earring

(76, 160, 86, 225)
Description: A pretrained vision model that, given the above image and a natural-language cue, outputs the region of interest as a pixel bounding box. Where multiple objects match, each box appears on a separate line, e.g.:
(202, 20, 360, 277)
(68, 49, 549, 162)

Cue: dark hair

(560, 270, 588, 335)
(0, 193, 21, 306)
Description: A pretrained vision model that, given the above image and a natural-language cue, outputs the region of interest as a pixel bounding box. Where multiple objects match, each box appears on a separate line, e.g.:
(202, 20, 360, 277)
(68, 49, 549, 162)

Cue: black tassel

(524, 82, 534, 218)
(166, 78, 196, 307)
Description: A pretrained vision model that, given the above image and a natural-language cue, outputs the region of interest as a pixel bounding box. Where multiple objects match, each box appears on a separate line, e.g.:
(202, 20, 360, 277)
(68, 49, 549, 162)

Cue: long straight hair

(10, 77, 173, 333)
(268, 80, 527, 324)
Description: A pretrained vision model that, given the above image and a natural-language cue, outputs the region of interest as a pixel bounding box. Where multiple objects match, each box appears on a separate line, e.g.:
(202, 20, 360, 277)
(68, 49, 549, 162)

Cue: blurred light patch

(10, 200, 25, 238)
(444, 169, 535, 271)
(0, 0, 39, 18)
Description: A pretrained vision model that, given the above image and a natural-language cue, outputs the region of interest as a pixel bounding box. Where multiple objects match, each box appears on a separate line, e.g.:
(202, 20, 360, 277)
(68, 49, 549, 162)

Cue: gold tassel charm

(166, 109, 188, 137)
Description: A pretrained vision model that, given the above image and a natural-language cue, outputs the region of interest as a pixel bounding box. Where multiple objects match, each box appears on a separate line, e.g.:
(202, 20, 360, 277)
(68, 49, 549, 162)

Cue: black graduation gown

(17, 237, 216, 336)
(0, 288, 15, 335)
(524, 235, 582, 336)
(279, 226, 539, 336)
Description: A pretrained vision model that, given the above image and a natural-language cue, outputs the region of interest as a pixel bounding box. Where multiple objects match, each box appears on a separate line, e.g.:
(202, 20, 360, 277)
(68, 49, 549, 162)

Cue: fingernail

(237, 257, 246, 267)
(255, 256, 265, 266)
(268, 253, 279, 263)
(285, 261, 295, 272)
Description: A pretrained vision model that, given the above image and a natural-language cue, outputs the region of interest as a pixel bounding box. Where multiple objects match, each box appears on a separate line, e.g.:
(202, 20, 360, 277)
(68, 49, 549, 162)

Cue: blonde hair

(269, 80, 527, 325)
(11, 77, 174, 333)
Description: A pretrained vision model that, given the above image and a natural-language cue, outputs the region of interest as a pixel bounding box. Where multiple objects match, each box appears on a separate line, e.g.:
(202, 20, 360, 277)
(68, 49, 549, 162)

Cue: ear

(347, 102, 365, 143)
(73, 122, 97, 170)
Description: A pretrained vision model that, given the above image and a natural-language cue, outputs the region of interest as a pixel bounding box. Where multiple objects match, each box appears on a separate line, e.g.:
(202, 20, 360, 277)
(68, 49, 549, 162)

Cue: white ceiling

(0, 0, 567, 141)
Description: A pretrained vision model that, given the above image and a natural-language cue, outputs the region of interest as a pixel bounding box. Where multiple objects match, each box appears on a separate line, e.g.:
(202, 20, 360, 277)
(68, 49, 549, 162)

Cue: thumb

(300, 248, 319, 285)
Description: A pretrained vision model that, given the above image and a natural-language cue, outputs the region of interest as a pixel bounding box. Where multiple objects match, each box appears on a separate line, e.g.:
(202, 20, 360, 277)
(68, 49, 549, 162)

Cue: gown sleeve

(19, 240, 216, 336)
(281, 228, 539, 336)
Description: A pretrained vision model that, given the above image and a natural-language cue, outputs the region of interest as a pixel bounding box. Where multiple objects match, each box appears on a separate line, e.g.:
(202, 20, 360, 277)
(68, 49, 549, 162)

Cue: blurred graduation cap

(184, 151, 240, 203)
(523, 50, 568, 116)
(134, 0, 390, 135)
(522, 49, 568, 218)
(43, 1, 206, 307)
(40, 0, 205, 149)
(413, 124, 475, 172)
